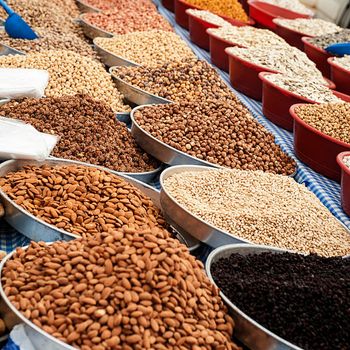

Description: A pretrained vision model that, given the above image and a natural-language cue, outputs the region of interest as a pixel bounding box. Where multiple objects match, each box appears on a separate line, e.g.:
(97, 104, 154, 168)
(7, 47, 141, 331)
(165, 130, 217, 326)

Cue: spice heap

(186, 9, 232, 26)
(259, 0, 314, 15)
(0, 164, 165, 238)
(294, 103, 350, 144)
(184, 0, 248, 22)
(307, 29, 350, 49)
(134, 100, 296, 175)
(207, 26, 288, 48)
(0, 51, 129, 112)
(81, 0, 157, 11)
(163, 169, 350, 256)
(0, 29, 97, 58)
(342, 155, 350, 168)
(274, 18, 341, 37)
(2, 228, 240, 350)
(113, 59, 237, 103)
(226, 46, 325, 84)
(95, 31, 195, 67)
(333, 55, 350, 71)
(84, 8, 173, 35)
(0, 95, 158, 173)
(264, 73, 341, 103)
(211, 251, 350, 349)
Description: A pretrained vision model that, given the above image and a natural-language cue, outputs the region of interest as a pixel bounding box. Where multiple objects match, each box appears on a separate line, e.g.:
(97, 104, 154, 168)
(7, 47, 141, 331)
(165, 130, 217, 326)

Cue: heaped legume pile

(164, 169, 350, 256)
(186, 9, 232, 27)
(333, 55, 350, 72)
(295, 103, 350, 144)
(0, 95, 158, 173)
(113, 59, 237, 103)
(207, 26, 288, 48)
(211, 251, 350, 349)
(264, 73, 341, 103)
(84, 8, 173, 35)
(95, 30, 195, 67)
(81, 0, 157, 11)
(307, 29, 350, 49)
(134, 100, 296, 175)
(0, 29, 97, 58)
(0, 164, 165, 237)
(259, 0, 314, 16)
(184, 0, 248, 22)
(274, 18, 341, 37)
(2, 228, 240, 350)
(0, 50, 129, 112)
(226, 46, 325, 84)
(343, 155, 350, 168)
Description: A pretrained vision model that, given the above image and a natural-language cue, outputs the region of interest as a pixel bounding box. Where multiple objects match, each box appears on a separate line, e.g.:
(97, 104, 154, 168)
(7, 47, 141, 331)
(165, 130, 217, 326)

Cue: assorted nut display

(259, 0, 314, 15)
(264, 73, 341, 103)
(274, 18, 341, 37)
(307, 29, 350, 49)
(0, 164, 166, 238)
(163, 169, 350, 256)
(95, 31, 195, 67)
(134, 100, 296, 175)
(2, 229, 240, 349)
(113, 59, 237, 103)
(186, 9, 232, 26)
(211, 251, 350, 349)
(0, 51, 129, 112)
(333, 55, 350, 71)
(294, 103, 350, 144)
(0, 95, 158, 173)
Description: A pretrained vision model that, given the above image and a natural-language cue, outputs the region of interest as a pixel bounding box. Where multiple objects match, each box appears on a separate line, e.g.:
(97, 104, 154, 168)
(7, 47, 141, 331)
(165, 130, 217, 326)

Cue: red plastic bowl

(336, 152, 350, 216)
(175, 0, 197, 29)
(162, 0, 174, 12)
(290, 104, 350, 182)
(302, 37, 332, 78)
(273, 19, 313, 50)
(260, 72, 347, 131)
(248, 0, 312, 30)
(188, 12, 253, 51)
(328, 57, 350, 96)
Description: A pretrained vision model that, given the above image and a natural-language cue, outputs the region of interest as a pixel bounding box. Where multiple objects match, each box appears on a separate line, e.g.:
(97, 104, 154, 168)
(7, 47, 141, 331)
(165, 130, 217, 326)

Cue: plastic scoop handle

(0, 0, 14, 15)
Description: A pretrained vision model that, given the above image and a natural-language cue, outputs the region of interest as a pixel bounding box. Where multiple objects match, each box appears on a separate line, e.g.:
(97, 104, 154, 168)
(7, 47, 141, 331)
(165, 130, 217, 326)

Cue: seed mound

(0, 164, 165, 238)
(163, 169, 350, 256)
(81, 0, 157, 11)
(95, 30, 195, 67)
(186, 9, 232, 27)
(0, 50, 129, 112)
(333, 55, 350, 72)
(2, 227, 240, 350)
(211, 251, 350, 349)
(259, 0, 314, 15)
(134, 100, 296, 175)
(307, 29, 350, 49)
(294, 102, 350, 144)
(113, 59, 238, 103)
(0, 95, 158, 173)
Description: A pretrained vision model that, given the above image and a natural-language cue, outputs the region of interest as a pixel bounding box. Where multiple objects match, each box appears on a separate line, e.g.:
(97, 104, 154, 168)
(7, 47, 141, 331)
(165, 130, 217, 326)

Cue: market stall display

(328, 56, 350, 95)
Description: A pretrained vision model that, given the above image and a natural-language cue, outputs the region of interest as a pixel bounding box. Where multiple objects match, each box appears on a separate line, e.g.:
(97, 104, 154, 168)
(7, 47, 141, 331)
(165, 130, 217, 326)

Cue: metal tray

(0, 158, 161, 243)
(110, 70, 173, 106)
(206, 244, 305, 350)
(0, 43, 25, 56)
(93, 39, 140, 68)
(75, 0, 100, 13)
(78, 14, 113, 40)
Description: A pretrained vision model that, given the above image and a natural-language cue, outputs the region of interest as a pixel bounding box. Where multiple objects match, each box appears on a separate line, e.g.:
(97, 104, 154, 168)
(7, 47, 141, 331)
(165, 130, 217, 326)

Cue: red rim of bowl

(259, 72, 342, 102)
(248, 0, 314, 18)
(290, 104, 350, 149)
(328, 57, 350, 74)
(337, 151, 350, 176)
(207, 28, 249, 48)
(302, 36, 330, 55)
(272, 19, 315, 38)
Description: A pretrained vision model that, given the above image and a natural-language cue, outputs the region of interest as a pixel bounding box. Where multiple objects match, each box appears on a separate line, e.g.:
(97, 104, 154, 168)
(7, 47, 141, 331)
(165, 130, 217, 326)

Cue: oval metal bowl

(0, 43, 25, 56)
(78, 14, 113, 40)
(110, 70, 173, 106)
(0, 158, 161, 243)
(205, 244, 303, 350)
(76, 0, 100, 13)
(0, 98, 10, 106)
(93, 39, 140, 68)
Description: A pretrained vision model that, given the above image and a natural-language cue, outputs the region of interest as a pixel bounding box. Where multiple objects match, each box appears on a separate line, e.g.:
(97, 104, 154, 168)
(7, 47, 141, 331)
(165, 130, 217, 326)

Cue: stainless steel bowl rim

(79, 14, 113, 37)
(76, 0, 101, 12)
(0, 43, 26, 55)
(205, 244, 304, 350)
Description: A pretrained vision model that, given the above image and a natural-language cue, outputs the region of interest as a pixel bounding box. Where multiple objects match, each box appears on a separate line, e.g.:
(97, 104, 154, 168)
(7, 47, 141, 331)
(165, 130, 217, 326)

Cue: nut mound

(0, 164, 165, 238)
(2, 228, 239, 350)
(134, 100, 296, 175)
(0, 95, 158, 173)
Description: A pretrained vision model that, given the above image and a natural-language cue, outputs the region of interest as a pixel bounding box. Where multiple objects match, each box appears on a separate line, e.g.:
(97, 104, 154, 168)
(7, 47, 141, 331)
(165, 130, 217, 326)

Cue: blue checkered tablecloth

(0, 1, 349, 256)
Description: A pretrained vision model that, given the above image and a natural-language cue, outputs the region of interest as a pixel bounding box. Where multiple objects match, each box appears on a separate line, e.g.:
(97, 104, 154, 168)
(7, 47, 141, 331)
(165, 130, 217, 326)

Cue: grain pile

(333, 55, 350, 71)
(163, 168, 350, 256)
(0, 51, 129, 112)
(259, 0, 314, 15)
(0, 95, 158, 173)
(2, 228, 240, 349)
(186, 9, 232, 26)
(307, 29, 350, 49)
(81, 0, 157, 11)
